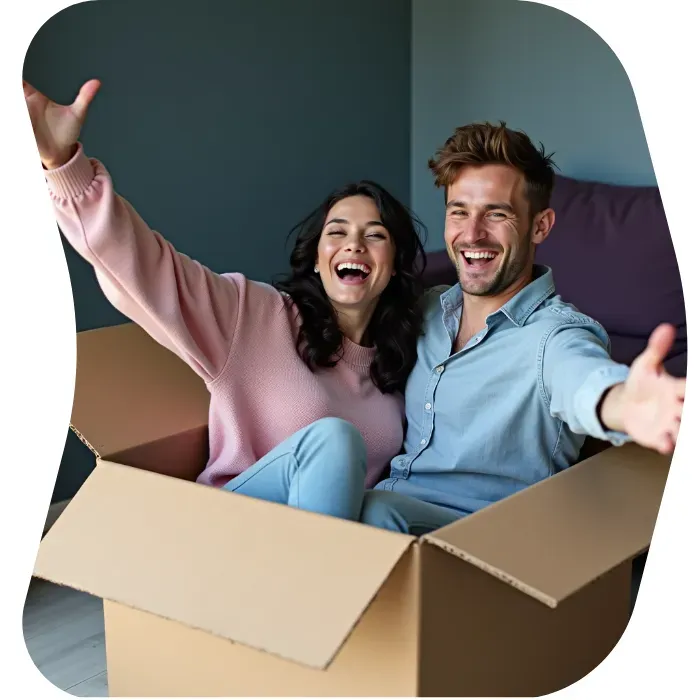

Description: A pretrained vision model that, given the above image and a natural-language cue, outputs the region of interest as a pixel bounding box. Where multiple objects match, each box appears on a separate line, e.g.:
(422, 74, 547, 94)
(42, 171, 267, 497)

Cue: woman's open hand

(23, 79, 101, 169)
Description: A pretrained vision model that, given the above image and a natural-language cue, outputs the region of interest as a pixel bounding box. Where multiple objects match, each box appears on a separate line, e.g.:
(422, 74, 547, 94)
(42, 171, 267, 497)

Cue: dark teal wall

(24, 0, 412, 502)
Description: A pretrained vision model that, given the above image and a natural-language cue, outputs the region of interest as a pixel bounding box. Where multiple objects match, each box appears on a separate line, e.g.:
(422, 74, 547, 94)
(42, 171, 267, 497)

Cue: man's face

(444, 164, 551, 297)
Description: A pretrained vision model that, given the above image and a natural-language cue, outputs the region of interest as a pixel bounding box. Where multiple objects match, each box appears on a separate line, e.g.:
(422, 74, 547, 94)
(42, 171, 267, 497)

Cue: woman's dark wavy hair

(274, 181, 427, 395)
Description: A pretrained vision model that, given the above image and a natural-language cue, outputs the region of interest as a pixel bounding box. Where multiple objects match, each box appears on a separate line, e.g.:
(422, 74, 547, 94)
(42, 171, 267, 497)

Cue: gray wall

(24, 0, 412, 503)
(411, 0, 656, 249)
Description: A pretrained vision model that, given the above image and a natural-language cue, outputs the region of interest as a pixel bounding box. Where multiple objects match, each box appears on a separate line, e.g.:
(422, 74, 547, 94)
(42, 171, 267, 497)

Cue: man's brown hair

(428, 121, 557, 215)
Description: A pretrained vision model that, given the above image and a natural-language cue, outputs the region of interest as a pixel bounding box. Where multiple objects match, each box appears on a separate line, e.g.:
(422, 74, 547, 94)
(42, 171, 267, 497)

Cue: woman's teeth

(336, 262, 371, 274)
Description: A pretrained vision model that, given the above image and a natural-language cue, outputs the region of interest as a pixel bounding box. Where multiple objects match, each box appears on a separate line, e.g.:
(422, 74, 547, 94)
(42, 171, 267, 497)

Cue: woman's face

(316, 195, 396, 315)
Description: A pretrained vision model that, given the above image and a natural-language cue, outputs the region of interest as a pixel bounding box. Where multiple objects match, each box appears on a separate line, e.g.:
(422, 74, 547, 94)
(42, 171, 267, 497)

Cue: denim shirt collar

(439, 264, 556, 327)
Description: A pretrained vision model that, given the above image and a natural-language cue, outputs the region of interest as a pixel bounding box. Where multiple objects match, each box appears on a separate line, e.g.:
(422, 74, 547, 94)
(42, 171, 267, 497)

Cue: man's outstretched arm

(542, 321, 685, 455)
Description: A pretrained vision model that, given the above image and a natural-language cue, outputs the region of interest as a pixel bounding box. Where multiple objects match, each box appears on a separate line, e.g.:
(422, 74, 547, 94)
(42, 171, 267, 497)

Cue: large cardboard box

(32, 323, 670, 696)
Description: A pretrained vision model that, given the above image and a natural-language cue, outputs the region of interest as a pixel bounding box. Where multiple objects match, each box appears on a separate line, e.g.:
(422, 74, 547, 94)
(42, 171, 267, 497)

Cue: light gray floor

(23, 577, 109, 697)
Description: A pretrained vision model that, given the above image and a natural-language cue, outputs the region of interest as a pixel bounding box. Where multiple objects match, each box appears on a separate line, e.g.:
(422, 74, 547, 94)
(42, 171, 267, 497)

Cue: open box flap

(422, 443, 670, 608)
(70, 323, 210, 458)
(34, 460, 415, 670)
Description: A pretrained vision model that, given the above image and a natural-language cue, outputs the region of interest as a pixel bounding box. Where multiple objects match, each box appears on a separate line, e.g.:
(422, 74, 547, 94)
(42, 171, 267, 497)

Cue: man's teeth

(336, 262, 371, 274)
(462, 251, 497, 260)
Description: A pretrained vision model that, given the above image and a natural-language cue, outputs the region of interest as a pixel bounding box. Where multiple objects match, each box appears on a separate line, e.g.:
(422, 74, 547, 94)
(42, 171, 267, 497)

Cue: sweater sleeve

(44, 143, 240, 383)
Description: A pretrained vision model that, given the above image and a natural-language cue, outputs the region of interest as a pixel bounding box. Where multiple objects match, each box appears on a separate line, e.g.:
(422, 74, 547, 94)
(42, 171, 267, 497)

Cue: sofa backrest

(536, 174, 686, 376)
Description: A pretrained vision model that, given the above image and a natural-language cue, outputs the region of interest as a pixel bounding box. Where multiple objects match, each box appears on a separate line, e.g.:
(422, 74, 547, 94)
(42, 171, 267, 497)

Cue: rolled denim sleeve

(541, 319, 632, 446)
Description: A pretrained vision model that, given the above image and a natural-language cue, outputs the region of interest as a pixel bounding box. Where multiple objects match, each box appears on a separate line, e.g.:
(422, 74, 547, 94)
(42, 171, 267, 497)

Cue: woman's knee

(301, 417, 367, 476)
(307, 417, 366, 453)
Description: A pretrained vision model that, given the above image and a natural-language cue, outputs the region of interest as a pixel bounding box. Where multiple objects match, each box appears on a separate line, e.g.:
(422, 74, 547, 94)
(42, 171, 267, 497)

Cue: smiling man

(360, 121, 686, 535)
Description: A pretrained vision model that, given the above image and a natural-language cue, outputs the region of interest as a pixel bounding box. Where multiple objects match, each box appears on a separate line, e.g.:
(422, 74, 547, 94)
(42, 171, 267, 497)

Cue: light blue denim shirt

(375, 265, 632, 515)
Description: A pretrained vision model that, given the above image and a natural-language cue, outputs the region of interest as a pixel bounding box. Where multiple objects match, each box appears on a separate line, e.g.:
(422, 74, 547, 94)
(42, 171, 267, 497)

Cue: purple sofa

(420, 173, 684, 611)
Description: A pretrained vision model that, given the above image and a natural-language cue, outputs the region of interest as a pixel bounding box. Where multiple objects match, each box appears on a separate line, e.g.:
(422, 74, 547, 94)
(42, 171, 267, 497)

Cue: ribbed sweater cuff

(44, 143, 96, 200)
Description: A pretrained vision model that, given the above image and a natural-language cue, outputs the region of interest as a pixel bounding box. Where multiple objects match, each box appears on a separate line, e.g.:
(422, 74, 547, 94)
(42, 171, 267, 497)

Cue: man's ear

(532, 208, 555, 245)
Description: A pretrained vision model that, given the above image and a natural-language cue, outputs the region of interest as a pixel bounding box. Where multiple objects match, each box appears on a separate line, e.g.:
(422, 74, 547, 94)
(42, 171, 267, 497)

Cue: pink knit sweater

(45, 144, 406, 488)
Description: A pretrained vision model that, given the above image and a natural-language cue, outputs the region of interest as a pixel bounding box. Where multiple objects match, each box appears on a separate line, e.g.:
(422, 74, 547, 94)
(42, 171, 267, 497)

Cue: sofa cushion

(534, 174, 685, 375)
(422, 250, 457, 289)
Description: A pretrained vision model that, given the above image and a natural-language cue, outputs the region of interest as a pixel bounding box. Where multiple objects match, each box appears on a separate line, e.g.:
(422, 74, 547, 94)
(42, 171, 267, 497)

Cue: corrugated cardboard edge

(41, 572, 347, 671)
(69, 422, 101, 459)
(420, 442, 668, 610)
(296, 540, 418, 670)
(34, 460, 417, 671)
(37, 523, 415, 671)
(420, 536, 559, 608)
(70, 322, 210, 459)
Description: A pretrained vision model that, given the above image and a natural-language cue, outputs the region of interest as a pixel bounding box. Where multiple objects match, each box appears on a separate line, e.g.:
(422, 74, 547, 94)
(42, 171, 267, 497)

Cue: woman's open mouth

(334, 261, 371, 286)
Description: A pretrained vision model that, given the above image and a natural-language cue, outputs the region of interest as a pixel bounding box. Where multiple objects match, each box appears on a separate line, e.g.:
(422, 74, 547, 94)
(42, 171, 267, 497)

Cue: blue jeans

(222, 417, 463, 535)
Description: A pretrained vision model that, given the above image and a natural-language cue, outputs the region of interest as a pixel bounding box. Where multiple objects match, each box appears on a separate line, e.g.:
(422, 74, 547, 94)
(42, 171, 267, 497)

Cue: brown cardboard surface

(424, 442, 668, 607)
(418, 543, 631, 697)
(34, 460, 414, 670)
(108, 425, 209, 482)
(71, 323, 209, 458)
(103, 546, 420, 697)
(35, 321, 667, 696)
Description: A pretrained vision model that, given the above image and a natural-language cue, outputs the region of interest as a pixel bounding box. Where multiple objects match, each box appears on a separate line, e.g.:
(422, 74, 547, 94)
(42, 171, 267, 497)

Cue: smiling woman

(26, 78, 428, 526)
(275, 182, 426, 394)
